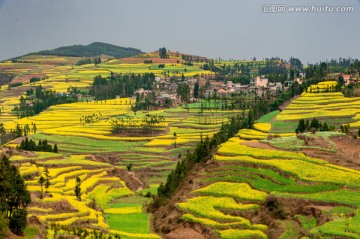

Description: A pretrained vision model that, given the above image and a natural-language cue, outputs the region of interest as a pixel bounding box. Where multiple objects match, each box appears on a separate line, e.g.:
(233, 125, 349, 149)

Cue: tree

(341, 124, 350, 134)
(193, 82, 199, 98)
(38, 176, 45, 199)
(0, 156, 31, 235)
(0, 123, 6, 145)
(32, 123, 37, 134)
(94, 57, 101, 65)
(296, 119, 306, 133)
(205, 79, 211, 89)
(335, 75, 345, 92)
(289, 57, 303, 70)
(159, 47, 168, 59)
(15, 124, 22, 137)
(310, 118, 320, 129)
(74, 177, 81, 201)
(23, 124, 30, 136)
(53, 144, 58, 153)
(0, 123, 5, 135)
(44, 167, 50, 193)
(126, 163, 133, 171)
(177, 83, 190, 104)
(9, 209, 27, 235)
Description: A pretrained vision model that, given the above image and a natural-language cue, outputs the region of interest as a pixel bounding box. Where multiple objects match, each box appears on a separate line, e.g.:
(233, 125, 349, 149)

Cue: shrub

(264, 196, 286, 219)
(126, 163, 133, 171)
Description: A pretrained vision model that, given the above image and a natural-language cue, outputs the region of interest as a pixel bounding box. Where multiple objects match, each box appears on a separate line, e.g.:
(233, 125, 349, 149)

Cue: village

(132, 74, 302, 107)
(131, 71, 360, 108)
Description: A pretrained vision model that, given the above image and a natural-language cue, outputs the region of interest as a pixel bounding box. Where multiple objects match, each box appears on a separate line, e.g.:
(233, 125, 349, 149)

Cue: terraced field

(11, 151, 160, 239)
(175, 134, 360, 238)
(169, 81, 360, 238)
(272, 81, 360, 133)
(236, 111, 295, 140)
(3, 55, 360, 239)
(2, 72, 243, 238)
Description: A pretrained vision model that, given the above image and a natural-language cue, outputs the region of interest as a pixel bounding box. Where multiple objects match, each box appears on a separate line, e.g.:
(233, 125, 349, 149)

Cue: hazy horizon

(0, 0, 359, 63)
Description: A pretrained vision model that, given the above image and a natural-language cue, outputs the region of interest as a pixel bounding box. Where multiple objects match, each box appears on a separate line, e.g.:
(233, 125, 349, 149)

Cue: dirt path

(241, 141, 279, 150)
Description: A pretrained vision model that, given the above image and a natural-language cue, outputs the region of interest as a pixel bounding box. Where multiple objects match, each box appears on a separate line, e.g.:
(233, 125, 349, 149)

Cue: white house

(251, 76, 268, 88)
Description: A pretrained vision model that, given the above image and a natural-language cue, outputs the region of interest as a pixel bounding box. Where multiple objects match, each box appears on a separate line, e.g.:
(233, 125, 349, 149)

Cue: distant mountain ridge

(25, 42, 143, 58)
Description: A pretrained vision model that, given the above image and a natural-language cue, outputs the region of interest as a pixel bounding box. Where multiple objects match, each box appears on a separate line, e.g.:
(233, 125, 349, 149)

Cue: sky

(0, 0, 359, 63)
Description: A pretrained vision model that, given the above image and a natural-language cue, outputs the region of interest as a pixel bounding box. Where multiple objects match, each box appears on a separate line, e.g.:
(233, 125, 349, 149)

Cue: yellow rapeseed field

(194, 182, 267, 202)
(253, 123, 271, 132)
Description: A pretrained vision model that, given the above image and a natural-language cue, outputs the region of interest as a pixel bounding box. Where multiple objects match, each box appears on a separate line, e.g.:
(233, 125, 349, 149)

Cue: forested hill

(24, 42, 143, 58)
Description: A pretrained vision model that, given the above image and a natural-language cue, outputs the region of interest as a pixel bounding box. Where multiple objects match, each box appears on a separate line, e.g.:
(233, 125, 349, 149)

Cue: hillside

(24, 42, 143, 58)
(154, 81, 360, 239)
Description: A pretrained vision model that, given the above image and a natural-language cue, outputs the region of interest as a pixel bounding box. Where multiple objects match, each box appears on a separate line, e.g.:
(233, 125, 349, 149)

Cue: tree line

(75, 57, 101, 66)
(0, 123, 38, 146)
(80, 113, 102, 125)
(18, 137, 59, 153)
(13, 85, 77, 118)
(132, 91, 159, 111)
(110, 115, 166, 135)
(91, 73, 155, 100)
(295, 118, 335, 133)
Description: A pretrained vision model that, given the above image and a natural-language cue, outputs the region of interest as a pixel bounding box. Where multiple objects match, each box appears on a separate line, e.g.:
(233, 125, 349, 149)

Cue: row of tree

(295, 118, 335, 133)
(0, 123, 38, 146)
(75, 57, 101, 66)
(132, 91, 159, 111)
(110, 115, 166, 135)
(13, 85, 77, 118)
(18, 138, 59, 153)
(91, 73, 155, 100)
(80, 113, 102, 125)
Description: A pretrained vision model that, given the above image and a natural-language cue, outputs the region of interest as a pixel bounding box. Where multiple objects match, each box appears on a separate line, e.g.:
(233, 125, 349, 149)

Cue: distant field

(272, 81, 360, 133)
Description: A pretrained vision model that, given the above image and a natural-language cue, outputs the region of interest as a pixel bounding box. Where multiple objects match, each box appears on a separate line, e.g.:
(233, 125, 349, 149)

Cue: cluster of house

(208, 76, 302, 97)
(133, 76, 200, 105)
(132, 72, 360, 106)
(133, 75, 307, 105)
(341, 74, 360, 86)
